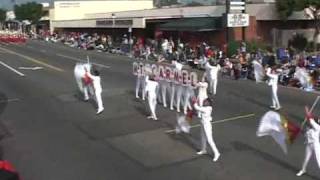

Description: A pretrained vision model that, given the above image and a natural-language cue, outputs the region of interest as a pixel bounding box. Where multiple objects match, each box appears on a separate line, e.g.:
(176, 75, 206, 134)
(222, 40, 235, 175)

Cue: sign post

(227, 0, 248, 41)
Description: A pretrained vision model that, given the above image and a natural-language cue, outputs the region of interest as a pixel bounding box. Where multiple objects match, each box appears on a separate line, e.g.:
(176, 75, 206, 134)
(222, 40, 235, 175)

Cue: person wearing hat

(84, 67, 104, 114)
(145, 75, 159, 120)
(297, 106, 320, 176)
(266, 66, 281, 110)
(193, 98, 220, 162)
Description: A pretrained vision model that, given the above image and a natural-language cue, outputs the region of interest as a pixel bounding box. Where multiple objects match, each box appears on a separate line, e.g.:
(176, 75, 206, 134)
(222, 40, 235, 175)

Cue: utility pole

(242, 0, 245, 42)
(226, 0, 230, 46)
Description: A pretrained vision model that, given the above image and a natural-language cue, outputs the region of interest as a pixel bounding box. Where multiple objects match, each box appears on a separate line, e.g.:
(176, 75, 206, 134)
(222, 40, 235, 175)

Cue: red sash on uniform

(82, 73, 92, 85)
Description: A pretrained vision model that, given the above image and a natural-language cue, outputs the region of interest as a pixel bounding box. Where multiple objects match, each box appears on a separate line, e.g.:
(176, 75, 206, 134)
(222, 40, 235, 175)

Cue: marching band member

(135, 63, 146, 100)
(183, 75, 195, 115)
(205, 60, 221, 95)
(197, 78, 209, 118)
(85, 67, 104, 114)
(170, 60, 183, 112)
(266, 67, 281, 110)
(193, 98, 221, 162)
(297, 106, 320, 176)
(252, 58, 265, 83)
(145, 75, 159, 120)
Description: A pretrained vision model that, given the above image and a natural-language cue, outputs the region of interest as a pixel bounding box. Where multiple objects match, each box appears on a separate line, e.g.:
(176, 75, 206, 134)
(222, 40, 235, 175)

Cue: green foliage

(276, 0, 320, 19)
(0, 8, 6, 23)
(276, 0, 295, 20)
(246, 40, 269, 53)
(227, 40, 240, 57)
(14, 2, 43, 23)
(290, 33, 308, 52)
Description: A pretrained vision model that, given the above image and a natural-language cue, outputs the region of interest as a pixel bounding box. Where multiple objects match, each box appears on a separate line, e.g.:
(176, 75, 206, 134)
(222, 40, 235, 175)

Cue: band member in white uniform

(205, 61, 221, 95)
(159, 66, 170, 108)
(297, 107, 320, 176)
(252, 58, 265, 83)
(170, 60, 183, 112)
(145, 75, 159, 120)
(85, 67, 104, 114)
(183, 76, 195, 115)
(193, 98, 220, 162)
(197, 78, 209, 118)
(135, 63, 146, 100)
(266, 67, 281, 110)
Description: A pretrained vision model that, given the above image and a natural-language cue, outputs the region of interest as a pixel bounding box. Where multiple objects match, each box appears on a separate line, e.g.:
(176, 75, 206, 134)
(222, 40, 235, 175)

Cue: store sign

(227, 13, 249, 27)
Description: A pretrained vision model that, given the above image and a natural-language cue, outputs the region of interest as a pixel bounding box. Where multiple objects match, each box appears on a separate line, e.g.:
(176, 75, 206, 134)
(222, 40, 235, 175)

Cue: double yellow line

(0, 46, 64, 72)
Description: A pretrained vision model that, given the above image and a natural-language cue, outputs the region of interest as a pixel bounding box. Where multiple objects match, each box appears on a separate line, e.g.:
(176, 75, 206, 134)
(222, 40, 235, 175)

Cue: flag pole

(301, 96, 320, 127)
(87, 56, 90, 65)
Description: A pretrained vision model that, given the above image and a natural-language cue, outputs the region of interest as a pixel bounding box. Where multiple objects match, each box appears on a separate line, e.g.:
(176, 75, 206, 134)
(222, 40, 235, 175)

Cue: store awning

(158, 17, 222, 32)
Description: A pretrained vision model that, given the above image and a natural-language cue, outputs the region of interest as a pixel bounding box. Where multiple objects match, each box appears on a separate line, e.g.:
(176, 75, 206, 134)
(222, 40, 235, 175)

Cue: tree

(276, 0, 320, 52)
(14, 2, 43, 24)
(0, 8, 6, 30)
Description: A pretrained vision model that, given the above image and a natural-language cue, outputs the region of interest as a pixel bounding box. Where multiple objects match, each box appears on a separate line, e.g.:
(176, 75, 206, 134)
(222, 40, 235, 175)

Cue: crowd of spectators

(37, 31, 320, 92)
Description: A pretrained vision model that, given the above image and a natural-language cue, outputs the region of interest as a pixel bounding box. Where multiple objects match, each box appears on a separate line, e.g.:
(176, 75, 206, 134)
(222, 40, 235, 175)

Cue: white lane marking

(0, 61, 25, 77)
(165, 113, 255, 133)
(0, 98, 20, 104)
(0, 46, 64, 72)
(19, 66, 43, 70)
(56, 53, 111, 69)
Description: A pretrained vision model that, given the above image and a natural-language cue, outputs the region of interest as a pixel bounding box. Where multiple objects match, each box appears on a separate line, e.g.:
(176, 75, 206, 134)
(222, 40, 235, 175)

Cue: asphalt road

(0, 40, 319, 180)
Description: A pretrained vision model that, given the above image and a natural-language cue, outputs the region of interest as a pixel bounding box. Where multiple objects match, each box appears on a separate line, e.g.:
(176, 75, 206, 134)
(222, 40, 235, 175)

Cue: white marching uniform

(86, 72, 104, 114)
(74, 63, 92, 96)
(266, 68, 281, 110)
(252, 59, 265, 83)
(194, 103, 220, 161)
(161, 79, 170, 107)
(145, 76, 159, 120)
(135, 72, 146, 100)
(205, 62, 220, 95)
(297, 118, 320, 176)
(183, 84, 195, 115)
(197, 81, 208, 117)
(170, 61, 183, 112)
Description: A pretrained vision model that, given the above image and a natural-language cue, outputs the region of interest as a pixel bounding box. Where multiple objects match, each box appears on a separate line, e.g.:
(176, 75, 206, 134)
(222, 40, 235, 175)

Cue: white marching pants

(148, 92, 157, 119)
(200, 120, 220, 155)
(95, 90, 104, 111)
(209, 78, 218, 95)
(271, 85, 280, 108)
(161, 81, 170, 107)
(183, 87, 194, 114)
(170, 84, 176, 110)
(135, 76, 146, 100)
(175, 85, 184, 112)
(301, 143, 314, 171)
(197, 96, 206, 117)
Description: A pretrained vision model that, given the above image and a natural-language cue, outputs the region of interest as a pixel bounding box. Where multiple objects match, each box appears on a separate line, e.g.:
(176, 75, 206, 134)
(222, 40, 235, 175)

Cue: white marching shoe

(213, 153, 221, 162)
(96, 108, 104, 114)
(296, 170, 306, 177)
(197, 150, 207, 155)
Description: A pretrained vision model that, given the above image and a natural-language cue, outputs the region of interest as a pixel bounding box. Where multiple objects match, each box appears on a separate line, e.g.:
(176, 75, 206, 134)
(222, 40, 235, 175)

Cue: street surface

(0, 40, 319, 180)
